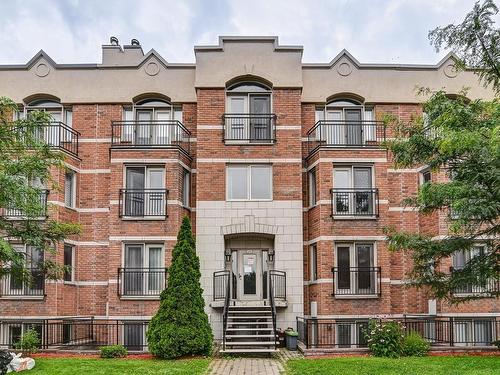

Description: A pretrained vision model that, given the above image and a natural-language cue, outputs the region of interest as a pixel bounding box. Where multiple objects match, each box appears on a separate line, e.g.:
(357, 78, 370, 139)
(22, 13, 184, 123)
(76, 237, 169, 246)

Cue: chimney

(101, 37, 144, 66)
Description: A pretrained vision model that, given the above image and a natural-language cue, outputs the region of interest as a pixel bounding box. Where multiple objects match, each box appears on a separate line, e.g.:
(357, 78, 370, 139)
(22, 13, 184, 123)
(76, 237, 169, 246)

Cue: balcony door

(3, 245, 43, 296)
(26, 101, 65, 146)
(125, 167, 165, 217)
(333, 167, 374, 216)
(249, 95, 271, 141)
(135, 110, 171, 145)
(336, 244, 375, 295)
(123, 244, 164, 296)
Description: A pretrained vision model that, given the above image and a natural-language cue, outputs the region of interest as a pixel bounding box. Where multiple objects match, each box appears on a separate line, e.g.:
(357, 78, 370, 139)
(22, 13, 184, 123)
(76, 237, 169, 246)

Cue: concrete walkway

(208, 357, 283, 375)
(207, 349, 302, 374)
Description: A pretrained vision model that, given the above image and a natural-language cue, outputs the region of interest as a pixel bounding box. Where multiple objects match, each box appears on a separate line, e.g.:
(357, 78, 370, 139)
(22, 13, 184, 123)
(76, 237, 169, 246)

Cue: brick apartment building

(0, 36, 497, 353)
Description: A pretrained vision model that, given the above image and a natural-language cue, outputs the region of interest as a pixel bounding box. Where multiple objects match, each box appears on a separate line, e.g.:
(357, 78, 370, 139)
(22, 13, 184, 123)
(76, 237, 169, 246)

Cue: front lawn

(29, 358, 210, 375)
(287, 356, 500, 375)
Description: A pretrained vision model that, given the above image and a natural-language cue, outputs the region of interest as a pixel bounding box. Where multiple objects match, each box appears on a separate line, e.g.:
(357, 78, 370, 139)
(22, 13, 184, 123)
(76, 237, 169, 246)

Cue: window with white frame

(452, 244, 491, 295)
(309, 244, 317, 281)
(334, 243, 377, 296)
(420, 169, 432, 185)
(122, 244, 165, 296)
(63, 244, 75, 282)
(182, 169, 190, 207)
(336, 321, 369, 348)
(453, 319, 494, 346)
(122, 99, 182, 145)
(2, 244, 44, 296)
(315, 99, 375, 145)
(64, 170, 76, 208)
(123, 166, 166, 217)
(309, 169, 317, 207)
(226, 165, 272, 201)
(332, 166, 375, 216)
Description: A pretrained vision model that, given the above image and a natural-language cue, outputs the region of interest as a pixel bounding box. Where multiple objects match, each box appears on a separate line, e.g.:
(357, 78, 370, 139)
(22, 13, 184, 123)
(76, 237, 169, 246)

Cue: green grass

(29, 358, 210, 375)
(287, 356, 500, 375)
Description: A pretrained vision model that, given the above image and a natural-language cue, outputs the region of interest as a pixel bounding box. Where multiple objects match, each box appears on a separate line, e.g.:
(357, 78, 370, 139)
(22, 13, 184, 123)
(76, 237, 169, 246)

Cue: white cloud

(0, 0, 482, 65)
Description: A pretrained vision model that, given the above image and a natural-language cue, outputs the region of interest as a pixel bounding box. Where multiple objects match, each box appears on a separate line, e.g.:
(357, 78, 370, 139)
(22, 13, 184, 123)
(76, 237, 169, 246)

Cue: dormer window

(223, 81, 275, 143)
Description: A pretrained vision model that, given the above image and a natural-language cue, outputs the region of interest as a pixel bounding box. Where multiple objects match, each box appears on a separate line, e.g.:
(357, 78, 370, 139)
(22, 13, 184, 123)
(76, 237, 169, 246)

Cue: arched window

(22, 98, 72, 127)
(224, 80, 274, 143)
(120, 96, 182, 145)
(314, 96, 376, 146)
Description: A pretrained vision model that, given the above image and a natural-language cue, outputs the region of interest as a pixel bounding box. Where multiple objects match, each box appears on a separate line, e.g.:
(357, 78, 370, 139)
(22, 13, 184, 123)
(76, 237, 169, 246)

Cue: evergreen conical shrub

(146, 216, 213, 358)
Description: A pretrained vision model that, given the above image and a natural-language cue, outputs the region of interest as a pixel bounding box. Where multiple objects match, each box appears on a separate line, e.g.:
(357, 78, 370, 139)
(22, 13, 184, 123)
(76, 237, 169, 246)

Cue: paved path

(207, 349, 302, 374)
(208, 357, 284, 375)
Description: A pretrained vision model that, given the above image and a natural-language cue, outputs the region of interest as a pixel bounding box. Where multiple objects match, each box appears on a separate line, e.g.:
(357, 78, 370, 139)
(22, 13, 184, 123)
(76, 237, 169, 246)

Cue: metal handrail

(330, 188, 379, 217)
(217, 270, 231, 351)
(118, 189, 168, 218)
(117, 268, 168, 297)
(222, 113, 276, 143)
(268, 269, 278, 350)
(332, 266, 382, 296)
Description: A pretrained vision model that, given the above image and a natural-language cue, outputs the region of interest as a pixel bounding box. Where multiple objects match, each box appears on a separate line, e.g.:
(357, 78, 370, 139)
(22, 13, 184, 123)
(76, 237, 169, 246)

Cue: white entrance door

(238, 250, 262, 300)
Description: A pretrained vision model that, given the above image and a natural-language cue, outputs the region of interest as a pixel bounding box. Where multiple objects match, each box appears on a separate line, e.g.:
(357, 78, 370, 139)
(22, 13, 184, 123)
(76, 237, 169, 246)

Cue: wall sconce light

(268, 249, 275, 262)
(224, 249, 232, 263)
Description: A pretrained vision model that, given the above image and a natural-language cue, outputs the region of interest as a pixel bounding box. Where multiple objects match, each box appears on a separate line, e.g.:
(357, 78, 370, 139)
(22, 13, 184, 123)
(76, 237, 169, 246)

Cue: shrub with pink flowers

(364, 320, 404, 358)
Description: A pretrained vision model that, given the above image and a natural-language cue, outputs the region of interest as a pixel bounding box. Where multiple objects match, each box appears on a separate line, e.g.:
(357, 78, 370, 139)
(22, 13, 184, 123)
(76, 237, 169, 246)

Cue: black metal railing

(213, 270, 230, 301)
(453, 278, 500, 296)
(269, 270, 286, 300)
(307, 120, 385, 153)
(111, 121, 191, 154)
(0, 318, 149, 351)
(331, 188, 379, 217)
(19, 122, 80, 157)
(269, 268, 278, 350)
(297, 317, 500, 349)
(118, 268, 167, 297)
(332, 267, 381, 296)
(1, 190, 49, 219)
(119, 189, 168, 218)
(0, 269, 45, 297)
(222, 114, 276, 143)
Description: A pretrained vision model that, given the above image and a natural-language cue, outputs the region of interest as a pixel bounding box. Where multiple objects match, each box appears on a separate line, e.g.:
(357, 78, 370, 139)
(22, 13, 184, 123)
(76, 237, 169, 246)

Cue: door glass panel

(125, 245, 144, 295)
(326, 110, 342, 144)
(250, 96, 271, 140)
(354, 168, 372, 214)
(345, 109, 362, 145)
(136, 111, 152, 144)
(228, 97, 246, 140)
(148, 247, 163, 292)
(334, 169, 350, 214)
(337, 246, 351, 290)
(337, 324, 352, 348)
(146, 169, 165, 216)
(125, 168, 145, 216)
(262, 251, 268, 299)
(356, 245, 373, 292)
(155, 110, 171, 145)
(243, 254, 257, 295)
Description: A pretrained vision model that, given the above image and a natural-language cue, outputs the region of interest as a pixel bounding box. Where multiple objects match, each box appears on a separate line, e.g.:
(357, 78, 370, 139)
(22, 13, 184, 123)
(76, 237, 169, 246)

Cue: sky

(0, 0, 486, 65)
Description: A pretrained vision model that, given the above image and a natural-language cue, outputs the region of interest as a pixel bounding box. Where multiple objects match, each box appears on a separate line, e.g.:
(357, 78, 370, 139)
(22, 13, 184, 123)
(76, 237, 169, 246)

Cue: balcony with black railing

(118, 268, 167, 298)
(19, 122, 80, 157)
(452, 277, 500, 297)
(331, 188, 379, 217)
(222, 114, 276, 143)
(118, 189, 168, 219)
(0, 269, 45, 298)
(332, 267, 381, 297)
(0, 189, 49, 219)
(307, 120, 385, 154)
(111, 121, 191, 154)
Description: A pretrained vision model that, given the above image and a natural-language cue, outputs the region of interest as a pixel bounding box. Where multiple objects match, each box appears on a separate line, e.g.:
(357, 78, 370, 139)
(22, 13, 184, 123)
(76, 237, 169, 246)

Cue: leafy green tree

(429, 0, 500, 94)
(147, 217, 213, 359)
(386, 90, 499, 302)
(0, 96, 80, 284)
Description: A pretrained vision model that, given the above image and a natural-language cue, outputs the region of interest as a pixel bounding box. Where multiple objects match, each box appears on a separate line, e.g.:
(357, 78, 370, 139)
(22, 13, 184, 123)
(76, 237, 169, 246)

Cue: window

(315, 99, 376, 145)
(334, 243, 377, 296)
(420, 169, 431, 185)
(3, 244, 44, 296)
(64, 170, 76, 208)
(63, 244, 75, 282)
(332, 166, 375, 216)
(182, 169, 190, 207)
(310, 245, 317, 281)
(309, 169, 317, 207)
(452, 244, 490, 295)
(225, 82, 273, 142)
(3, 323, 43, 348)
(336, 321, 369, 348)
(123, 323, 145, 350)
(123, 166, 166, 217)
(122, 99, 182, 145)
(453, 319, 494, 346)
(226, 165, 272, 201)
(122, 244, 165, 296)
